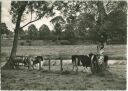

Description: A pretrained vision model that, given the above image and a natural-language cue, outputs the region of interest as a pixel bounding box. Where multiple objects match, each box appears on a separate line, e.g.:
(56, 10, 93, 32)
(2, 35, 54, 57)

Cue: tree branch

(20, 17, 41, 29)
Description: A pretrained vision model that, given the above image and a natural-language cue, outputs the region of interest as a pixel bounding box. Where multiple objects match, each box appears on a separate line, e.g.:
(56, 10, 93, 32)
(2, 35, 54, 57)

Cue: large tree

(0, 2, 1, 60)
(2, 1, 55, 69)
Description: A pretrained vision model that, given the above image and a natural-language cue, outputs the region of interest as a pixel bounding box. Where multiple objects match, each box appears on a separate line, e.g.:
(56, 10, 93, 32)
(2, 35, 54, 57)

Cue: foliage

(39, 24, 51, 40)
(54, 23, 62, 36)
(9, 1, 127, 44)
(7, 1, 128, 43)
(10, 1, 55, 24)
(1, 23, 10, 35)
(106, 9, 127, 43)
(50, 16, 65, 24)
(27, 24, 38, 40)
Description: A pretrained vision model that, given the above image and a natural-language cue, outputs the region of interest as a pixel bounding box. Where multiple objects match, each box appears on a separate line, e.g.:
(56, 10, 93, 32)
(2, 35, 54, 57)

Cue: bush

(26, 40, 32, 46)
(28, 42, 32, 46)
(26, 40, 31, 43)
(60, 40, 71, 45)
(20, 42, 25, 46)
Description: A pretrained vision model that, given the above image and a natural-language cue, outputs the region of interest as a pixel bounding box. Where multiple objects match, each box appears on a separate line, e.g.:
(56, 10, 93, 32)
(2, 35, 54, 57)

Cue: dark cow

(33, 56, 43, 65)
(72, 54, 92, 72)
(72, 53, 109, 72)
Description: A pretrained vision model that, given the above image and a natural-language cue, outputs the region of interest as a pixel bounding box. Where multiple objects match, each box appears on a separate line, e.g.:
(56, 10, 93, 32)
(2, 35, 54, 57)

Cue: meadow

(1, 40, 127, 90)
(1, 63, 126, 90)
(1, 44, 126, 60)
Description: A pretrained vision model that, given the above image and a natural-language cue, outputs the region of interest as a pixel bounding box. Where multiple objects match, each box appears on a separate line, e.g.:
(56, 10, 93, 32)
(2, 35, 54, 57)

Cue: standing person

(97, 42, 104, 65)
(96, 32, 108, 71)
(97, 33, 105, 65)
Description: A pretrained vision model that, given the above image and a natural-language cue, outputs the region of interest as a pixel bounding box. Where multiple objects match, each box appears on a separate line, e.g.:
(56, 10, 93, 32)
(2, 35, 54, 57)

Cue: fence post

(60, 57, 63, 72)
(48, 59, 51, 71)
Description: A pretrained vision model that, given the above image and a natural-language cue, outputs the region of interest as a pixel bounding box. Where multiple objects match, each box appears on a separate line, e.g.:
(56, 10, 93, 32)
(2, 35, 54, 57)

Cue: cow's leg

(83, 67, 90, 73)
(15, 61, 19, 69)
(28, 59, 33, 70)
(39, 60, 42, 70)
(76, 65, 78, 72)
(31, 61, 35, 70)
(86, 67, 90, 72)
(83, 67, 86, 72)
(72, 62, 78, 72)
(32, 65, 34, 70)
(72, 63, 75, 71)
(75, 58, 79, 72)
(72, 59, 75, 71)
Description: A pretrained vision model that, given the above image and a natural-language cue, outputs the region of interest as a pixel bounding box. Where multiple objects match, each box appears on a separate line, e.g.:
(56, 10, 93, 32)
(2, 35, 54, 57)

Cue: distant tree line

(19, 4, 127, 44)
(2, 1, 127, 45)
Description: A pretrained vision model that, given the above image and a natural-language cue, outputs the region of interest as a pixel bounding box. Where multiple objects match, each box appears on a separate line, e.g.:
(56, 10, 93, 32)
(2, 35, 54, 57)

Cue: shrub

(60, 40, 71, 45)
(20, 42, 25, 46)
(26, 40, 32, 46)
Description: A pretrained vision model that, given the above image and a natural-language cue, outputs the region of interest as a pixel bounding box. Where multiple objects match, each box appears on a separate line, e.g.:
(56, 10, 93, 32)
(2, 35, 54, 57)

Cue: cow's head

(36, 56, 43, 61)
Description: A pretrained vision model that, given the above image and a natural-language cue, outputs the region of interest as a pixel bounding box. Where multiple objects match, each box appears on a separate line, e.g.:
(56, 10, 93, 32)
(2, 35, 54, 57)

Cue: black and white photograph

(0, 0, 127, 90)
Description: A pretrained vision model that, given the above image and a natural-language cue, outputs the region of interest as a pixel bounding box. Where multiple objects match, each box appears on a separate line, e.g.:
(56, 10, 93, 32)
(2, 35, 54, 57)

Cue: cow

(12, 56, 43, 70)
(12, 56, 30, 69)
(29, 56, 44, 69)
(71, 53, 109, 72)
(72, 54, 92, 72)
(33, 56, 43, 65)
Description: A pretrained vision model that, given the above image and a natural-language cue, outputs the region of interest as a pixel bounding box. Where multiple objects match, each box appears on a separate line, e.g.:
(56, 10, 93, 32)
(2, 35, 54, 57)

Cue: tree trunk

(0, 2, 1, 60)
(2, 3, 27, 69)
(96, 1, 107, 27)
(56, 35, 59, 44)
(96, 1, 107, 45)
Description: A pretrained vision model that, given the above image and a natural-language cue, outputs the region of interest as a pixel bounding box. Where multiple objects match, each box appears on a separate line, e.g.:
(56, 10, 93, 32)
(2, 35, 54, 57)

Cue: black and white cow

(13, 56, 27, 67)
(29, 56, 44, 69)
(72, 54, 92, 72)
(72, 53, 109, 72)
(13, 56, 44, 69)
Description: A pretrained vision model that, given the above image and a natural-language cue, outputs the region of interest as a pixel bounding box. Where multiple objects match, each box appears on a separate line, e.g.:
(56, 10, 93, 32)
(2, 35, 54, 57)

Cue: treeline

(19, 6, 127, 44)
(2, 1, 127, 44)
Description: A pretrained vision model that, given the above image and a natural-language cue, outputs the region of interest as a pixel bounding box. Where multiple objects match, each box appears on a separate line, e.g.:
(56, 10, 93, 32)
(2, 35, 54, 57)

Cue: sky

(1, 0, 61, 31)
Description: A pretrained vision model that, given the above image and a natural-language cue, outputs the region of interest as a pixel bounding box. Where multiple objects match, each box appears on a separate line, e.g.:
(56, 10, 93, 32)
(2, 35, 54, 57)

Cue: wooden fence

(41, 55, 72, 72)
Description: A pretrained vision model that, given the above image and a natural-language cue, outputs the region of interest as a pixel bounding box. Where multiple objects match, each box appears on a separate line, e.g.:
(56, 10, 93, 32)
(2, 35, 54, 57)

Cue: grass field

(1, 44, 126, 60)
(1, 63, 126, 90)
(1, 44, 126, 90)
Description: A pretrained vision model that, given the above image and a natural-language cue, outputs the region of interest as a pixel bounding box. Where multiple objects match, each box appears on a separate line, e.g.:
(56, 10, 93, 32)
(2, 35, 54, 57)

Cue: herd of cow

(10, 53, 109, 73)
